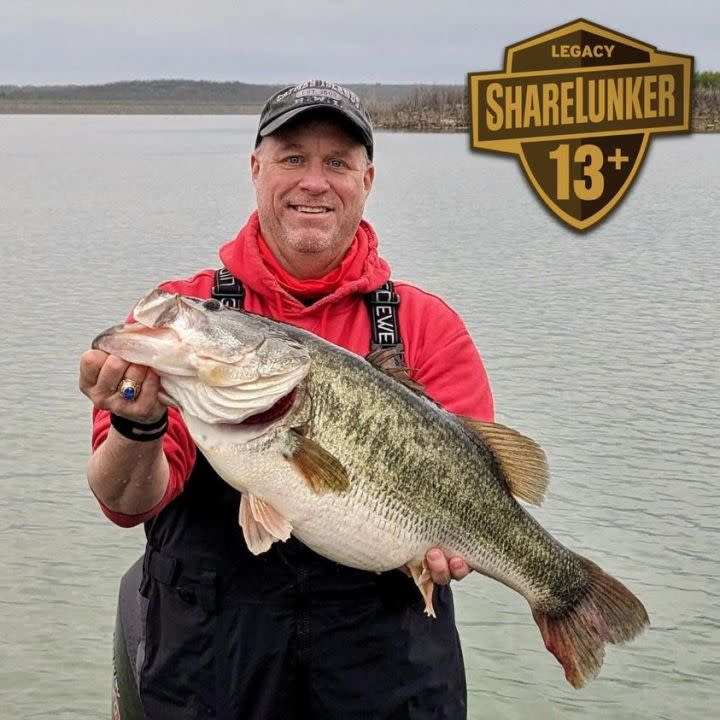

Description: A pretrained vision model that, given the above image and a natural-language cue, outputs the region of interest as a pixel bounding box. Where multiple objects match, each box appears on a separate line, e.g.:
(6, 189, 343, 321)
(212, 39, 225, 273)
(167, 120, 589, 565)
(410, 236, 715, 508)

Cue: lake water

(1, 115, 718, 719)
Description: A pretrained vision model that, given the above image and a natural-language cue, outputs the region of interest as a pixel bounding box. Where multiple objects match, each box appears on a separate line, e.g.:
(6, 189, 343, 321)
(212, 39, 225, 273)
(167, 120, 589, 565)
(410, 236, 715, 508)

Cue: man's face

(251, 117, 374, 277)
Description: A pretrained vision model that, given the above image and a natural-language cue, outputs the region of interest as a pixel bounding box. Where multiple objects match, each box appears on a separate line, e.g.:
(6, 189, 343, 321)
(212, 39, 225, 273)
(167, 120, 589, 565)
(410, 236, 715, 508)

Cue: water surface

(1, 115, 718, 719)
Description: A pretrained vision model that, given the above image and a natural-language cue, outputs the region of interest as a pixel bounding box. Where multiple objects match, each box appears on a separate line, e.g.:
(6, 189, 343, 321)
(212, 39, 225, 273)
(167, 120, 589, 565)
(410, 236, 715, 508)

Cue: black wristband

(110, 411, 168, 442)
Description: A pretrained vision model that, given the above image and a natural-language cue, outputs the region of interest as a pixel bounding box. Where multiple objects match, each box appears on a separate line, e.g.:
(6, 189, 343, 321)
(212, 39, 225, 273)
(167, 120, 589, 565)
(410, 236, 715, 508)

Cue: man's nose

(298, 161, 331, 193)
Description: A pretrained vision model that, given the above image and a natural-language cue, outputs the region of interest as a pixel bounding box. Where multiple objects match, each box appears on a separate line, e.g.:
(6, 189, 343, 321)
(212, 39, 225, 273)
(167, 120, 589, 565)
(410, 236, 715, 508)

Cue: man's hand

(425, 549, 471, 585)
(79, 349, 166, 422)
(81, 349, 170, 516)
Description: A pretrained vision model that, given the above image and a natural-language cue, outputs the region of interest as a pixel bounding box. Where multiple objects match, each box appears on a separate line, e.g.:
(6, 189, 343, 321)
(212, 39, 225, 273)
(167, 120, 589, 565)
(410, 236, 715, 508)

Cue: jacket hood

(219, 211, 391, 317)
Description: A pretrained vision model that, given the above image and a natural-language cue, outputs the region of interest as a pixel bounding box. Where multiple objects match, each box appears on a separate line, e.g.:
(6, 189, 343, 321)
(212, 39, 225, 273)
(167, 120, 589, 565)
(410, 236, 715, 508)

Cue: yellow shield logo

(468, 19, 693, 230)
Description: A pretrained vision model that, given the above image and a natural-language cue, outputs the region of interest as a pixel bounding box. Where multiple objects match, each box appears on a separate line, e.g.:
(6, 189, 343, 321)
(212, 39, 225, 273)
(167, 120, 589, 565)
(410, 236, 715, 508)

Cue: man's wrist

(110, 411, 168, 442)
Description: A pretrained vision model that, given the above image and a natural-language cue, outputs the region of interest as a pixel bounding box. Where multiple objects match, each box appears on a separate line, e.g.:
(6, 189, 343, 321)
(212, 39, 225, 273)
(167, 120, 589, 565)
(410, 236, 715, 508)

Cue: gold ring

(117, 377, 142, 401)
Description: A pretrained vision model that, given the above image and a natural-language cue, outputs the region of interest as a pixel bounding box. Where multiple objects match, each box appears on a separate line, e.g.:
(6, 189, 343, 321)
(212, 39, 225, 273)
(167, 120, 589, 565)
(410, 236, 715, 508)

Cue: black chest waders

(112, 269, 467, 720)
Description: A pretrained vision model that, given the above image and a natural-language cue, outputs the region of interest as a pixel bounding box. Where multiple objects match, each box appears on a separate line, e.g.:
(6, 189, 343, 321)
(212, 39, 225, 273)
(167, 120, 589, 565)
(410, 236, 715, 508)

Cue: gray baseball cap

(255, 79, 374, 160)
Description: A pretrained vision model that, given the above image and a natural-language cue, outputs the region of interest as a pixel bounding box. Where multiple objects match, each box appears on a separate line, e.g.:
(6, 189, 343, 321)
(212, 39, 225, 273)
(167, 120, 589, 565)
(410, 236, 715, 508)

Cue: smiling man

(251, 118, 374, 277)
(80, 80, 494, 719)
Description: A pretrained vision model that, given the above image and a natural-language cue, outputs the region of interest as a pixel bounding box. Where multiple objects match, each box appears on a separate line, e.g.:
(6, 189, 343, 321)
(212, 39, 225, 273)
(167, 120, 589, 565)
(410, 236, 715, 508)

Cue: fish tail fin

(531, 554, 649, 688)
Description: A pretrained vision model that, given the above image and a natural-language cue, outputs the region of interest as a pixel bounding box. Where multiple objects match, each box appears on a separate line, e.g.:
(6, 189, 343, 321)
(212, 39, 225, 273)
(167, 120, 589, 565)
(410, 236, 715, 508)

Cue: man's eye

(329, 159, 347, 169)
(286, 156, 301, 165)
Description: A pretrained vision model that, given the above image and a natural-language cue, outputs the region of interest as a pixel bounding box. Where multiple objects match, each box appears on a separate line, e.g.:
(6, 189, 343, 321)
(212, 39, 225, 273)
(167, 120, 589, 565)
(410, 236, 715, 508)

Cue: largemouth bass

(93, 289, 649, 688)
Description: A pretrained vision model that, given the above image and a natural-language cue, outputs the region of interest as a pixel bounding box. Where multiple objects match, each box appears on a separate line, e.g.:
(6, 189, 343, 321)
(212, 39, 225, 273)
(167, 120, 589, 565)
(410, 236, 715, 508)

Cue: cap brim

(258, 104, 373, 148)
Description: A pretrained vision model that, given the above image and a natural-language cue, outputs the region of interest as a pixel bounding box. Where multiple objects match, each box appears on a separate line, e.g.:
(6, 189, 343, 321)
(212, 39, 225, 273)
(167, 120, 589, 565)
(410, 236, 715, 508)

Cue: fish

(93, 289, 649, 688)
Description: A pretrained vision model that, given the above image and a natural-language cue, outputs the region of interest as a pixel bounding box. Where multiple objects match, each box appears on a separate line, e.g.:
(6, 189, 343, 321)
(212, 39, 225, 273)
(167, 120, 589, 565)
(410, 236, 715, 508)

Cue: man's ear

(250, 150, 261, 184)
(363, 163, 375, 194)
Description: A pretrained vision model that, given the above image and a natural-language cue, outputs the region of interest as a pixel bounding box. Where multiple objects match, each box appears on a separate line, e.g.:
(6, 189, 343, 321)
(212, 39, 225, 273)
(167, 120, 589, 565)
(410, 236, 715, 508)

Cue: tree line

(0, 77, 717, 131)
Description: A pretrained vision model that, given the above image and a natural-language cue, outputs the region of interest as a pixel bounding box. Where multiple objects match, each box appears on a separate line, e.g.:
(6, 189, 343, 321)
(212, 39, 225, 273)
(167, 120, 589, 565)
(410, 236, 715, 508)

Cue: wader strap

(365, 281, 403, 354)
(213, 268, 403, 353)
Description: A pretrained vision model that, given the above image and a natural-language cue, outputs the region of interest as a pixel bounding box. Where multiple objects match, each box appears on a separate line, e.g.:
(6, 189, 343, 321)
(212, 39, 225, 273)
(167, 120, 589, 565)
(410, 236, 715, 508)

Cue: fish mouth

(92, 323, 128, 350)
(92, 322, 191, 375)
(92, 322, 178, 346)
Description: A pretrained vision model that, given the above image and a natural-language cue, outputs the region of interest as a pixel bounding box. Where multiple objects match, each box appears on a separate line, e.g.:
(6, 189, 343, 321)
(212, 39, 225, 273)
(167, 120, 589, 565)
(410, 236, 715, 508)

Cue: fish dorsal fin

(239, 493, 292, 554)
(459, 418, 549, 506)
(284, 429, 350, 495)
(366, 346, 426, 397)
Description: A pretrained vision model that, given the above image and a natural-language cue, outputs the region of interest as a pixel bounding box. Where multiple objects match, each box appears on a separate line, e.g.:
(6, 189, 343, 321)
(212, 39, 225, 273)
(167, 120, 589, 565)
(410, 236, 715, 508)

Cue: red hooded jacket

(92, 212, 494, 526)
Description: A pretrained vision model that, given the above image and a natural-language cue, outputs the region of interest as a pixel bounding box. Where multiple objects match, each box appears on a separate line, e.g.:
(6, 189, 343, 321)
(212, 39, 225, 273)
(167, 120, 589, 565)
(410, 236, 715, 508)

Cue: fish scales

(294, 329, 588, 610)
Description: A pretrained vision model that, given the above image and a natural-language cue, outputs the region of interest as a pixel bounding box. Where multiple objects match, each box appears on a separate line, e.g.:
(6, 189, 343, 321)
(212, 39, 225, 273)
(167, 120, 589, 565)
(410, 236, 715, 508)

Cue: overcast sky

(2, 0, 717, 85)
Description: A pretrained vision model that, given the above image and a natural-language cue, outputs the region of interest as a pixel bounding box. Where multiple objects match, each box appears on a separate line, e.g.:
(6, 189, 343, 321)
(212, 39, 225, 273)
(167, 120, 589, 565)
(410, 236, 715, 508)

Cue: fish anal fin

(239, 493, 292, 555)
(366, 346, 426, 397)
(284, 429, 349, 495)
(532, 554, 649, 688)
(405, 559, 437, 618)
(459, 417, 549, 506)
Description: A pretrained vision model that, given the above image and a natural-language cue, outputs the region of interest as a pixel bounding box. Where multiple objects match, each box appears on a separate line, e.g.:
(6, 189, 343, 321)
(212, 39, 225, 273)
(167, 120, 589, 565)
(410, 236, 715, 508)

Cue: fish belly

(203, 446, 428, 572)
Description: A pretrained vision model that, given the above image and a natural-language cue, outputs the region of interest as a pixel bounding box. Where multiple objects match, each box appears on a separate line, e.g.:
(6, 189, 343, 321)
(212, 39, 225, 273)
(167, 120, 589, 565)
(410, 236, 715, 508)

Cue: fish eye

(203, 299, 223, 311)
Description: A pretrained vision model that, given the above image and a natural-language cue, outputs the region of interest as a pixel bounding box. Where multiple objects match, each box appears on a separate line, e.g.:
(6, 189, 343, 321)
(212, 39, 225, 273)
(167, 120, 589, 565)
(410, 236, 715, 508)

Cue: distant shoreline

(1, 79, 718, 132)
(2, 103, 717, 133)
(0, 101, 263, 115)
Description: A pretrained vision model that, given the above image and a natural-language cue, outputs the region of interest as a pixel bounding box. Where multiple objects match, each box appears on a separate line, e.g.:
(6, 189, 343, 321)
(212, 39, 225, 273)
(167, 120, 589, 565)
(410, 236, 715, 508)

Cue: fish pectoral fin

(283, 429, 349, 495)
(458, 417, 550, 506)
(404, 560, 437, 618)
(239, 493, 292, 555)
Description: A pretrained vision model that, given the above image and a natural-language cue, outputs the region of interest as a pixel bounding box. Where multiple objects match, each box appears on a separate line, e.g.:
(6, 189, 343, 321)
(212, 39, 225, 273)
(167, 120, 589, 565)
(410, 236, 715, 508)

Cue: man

(80, 80, 494, 719)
